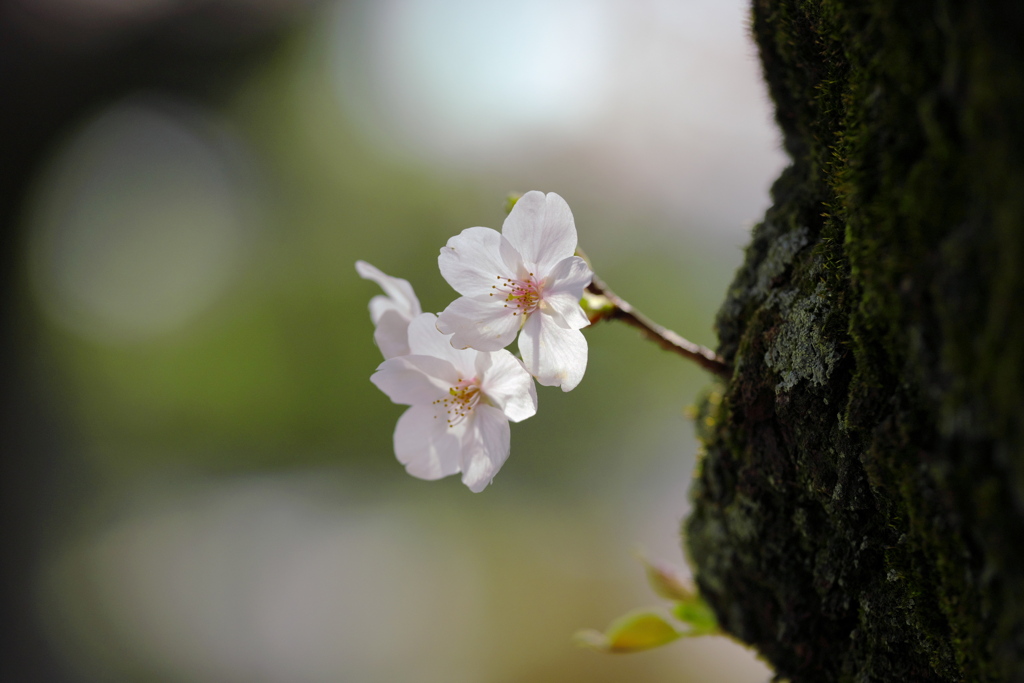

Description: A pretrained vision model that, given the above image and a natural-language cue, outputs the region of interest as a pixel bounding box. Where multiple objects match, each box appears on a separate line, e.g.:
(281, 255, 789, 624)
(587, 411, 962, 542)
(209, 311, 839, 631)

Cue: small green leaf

(671, 595, 720, 636)
(607, 610, 684, 651)
(576, 610, 683, 653)
(640, 556, 695, 602)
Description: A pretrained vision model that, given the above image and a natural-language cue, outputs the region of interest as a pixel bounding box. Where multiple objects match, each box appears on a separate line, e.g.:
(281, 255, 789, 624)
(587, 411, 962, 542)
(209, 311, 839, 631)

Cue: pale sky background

(332, 0, 784, 237)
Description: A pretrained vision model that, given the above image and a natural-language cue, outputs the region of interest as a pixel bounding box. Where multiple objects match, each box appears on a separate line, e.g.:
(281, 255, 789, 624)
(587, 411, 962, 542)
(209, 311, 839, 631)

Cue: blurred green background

(9, 0, 785, 680)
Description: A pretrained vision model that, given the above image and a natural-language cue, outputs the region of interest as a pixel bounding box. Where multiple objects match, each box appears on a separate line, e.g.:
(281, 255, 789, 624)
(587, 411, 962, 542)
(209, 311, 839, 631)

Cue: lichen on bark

(685, 1, 1024, 681)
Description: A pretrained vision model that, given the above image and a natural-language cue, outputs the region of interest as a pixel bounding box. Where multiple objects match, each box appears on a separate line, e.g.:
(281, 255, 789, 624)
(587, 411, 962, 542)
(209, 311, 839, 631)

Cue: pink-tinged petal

(368, 294, 406, 327)
(371, 355, 455, 405)
(459, 404, 510, 492)
(519, 313, 589, 391)
(501, 191, 578, 274)
(356, 260, 421, 323)
(436, 296, 521, 352)
(540, 292, 590, 330)
(407, 313, 477, 372)
(545, 256, 593, 296)
(373, 309, 412, 359)
(499, 235, 524, 276)
(539, 256, 593, 330)
(438, 227, 516, 297)
(394, 405, 462, 480)
(476, 350, 537, 423)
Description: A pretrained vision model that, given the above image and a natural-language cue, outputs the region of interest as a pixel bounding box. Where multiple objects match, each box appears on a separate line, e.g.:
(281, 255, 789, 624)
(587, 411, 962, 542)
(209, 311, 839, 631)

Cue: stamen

(492, 274, 543, 315)
(432, 377, 482, 428)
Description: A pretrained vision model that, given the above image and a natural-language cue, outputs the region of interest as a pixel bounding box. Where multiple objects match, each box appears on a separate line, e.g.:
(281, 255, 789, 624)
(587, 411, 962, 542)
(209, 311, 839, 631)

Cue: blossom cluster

(358, 191, 593, 492)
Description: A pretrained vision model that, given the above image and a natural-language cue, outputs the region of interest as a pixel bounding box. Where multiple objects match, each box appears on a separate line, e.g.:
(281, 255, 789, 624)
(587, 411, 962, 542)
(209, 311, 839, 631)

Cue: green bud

(504, 193, 523, 214)
(580, 290, 615, 323)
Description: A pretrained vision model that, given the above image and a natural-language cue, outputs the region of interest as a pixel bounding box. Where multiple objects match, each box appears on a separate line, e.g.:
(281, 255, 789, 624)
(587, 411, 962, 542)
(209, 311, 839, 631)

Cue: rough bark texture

(685, 1, 1024, 681)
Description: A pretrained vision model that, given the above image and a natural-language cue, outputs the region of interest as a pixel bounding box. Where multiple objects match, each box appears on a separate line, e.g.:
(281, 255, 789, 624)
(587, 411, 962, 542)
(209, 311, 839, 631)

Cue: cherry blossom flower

(356, 260, 422, 359)
(371, 313, 537, 492)
(435, 191, 593, 391)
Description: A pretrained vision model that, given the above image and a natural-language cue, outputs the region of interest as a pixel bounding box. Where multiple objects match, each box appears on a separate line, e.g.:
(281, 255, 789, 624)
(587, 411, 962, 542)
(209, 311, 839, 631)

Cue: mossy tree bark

(685, 1, 1024, 681)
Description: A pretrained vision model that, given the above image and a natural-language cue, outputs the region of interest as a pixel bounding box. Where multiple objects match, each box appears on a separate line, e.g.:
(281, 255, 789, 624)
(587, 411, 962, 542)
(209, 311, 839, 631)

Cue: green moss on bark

(685, 1, 1024, 680)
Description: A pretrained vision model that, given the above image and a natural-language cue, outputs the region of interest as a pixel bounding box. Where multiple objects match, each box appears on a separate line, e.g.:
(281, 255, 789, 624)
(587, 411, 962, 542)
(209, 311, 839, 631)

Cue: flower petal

(459, 404, 511, 492)
(367, 294, 405, 327)
(545, 256, 593, 297)
(539, 257, 593, 330)
(373, 309, 412, 359)
(371, 355, 456, 405)
(436, 296, 522, 352)
(501, 191, 577, 274)
(438, 227, 516, 297)
(499, 235, 525, 277)
(476, 350, 538, 423)
(519, 313, 588, 391)
(394, 405, 462, 480)
(406, 313, 477, 372)
(540, 294, 590, 330)
(356, 260, 421, 323)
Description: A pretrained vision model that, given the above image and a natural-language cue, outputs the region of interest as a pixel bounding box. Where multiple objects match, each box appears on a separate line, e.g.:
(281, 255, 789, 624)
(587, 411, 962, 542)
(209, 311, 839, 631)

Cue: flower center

(491, 273, 543, 316)
(433, 377, 482, 428)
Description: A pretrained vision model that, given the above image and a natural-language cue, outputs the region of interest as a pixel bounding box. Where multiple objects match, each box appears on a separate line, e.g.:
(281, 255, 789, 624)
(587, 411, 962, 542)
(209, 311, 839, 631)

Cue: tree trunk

(685, 0, 1024, 680)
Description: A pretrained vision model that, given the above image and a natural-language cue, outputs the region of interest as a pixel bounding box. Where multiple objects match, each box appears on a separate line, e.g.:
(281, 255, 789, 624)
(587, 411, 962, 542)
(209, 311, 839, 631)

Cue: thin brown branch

(586, 274, 732, 379)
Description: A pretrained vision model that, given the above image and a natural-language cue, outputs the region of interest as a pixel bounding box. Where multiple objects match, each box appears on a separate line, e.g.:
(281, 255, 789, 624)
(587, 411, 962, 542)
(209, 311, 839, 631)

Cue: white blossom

(436, 191, 593, 391)
(371, 313, 537, 492)
(356, 260, 422, 359)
